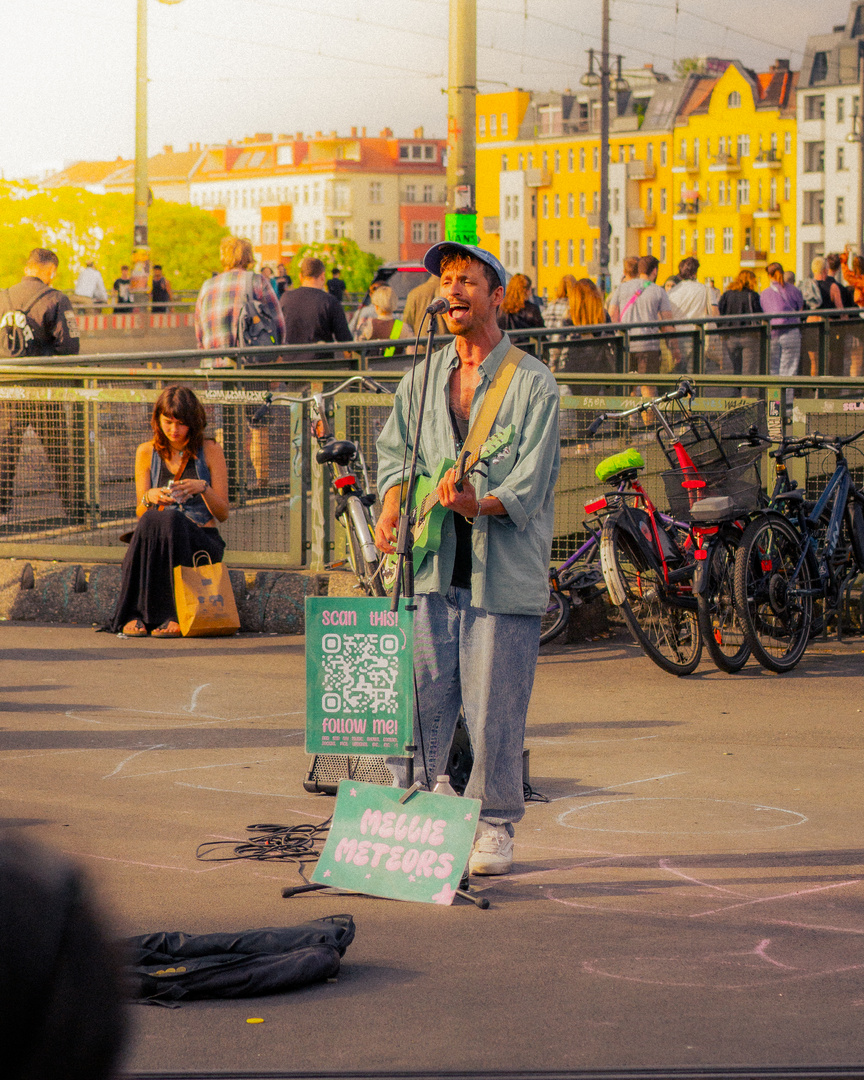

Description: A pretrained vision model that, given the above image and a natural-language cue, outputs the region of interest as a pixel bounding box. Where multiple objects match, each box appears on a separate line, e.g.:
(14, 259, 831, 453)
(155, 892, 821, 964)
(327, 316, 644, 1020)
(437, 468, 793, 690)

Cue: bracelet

(141, 491, 153, 508)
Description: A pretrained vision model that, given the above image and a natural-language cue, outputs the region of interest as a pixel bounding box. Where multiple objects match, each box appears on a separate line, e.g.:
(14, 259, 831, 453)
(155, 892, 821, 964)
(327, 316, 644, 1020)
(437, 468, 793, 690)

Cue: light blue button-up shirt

(376, 333, 560, 616)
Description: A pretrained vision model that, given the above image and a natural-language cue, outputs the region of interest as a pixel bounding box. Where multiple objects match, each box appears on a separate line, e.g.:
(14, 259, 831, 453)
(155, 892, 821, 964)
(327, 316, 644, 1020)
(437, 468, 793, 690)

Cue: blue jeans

(410, 588, 541, 826)
(770, 328, 801, 378)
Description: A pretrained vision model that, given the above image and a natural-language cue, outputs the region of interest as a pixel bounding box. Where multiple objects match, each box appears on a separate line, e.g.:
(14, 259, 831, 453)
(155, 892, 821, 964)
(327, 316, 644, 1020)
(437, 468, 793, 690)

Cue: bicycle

(540, 523, 605, 646)
(733, 427, 864, 673)
(256, 376, 391, 597)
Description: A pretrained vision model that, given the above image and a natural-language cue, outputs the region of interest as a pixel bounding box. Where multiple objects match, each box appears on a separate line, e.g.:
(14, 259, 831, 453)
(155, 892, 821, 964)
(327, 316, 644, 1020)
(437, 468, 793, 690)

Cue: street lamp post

(581, 0, 628, 295)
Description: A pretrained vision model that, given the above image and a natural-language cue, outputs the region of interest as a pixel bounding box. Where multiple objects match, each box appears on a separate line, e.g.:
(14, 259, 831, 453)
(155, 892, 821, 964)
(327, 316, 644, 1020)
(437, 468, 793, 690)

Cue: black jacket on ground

(2, 276, 80, 356)
(279, 286, 351, 362)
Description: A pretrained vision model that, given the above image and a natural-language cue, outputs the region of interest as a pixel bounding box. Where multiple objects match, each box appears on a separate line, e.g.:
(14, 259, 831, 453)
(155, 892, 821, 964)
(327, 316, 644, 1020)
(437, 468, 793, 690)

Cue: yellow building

(475, 59, 798, 298)
(671, 60, 798, 289)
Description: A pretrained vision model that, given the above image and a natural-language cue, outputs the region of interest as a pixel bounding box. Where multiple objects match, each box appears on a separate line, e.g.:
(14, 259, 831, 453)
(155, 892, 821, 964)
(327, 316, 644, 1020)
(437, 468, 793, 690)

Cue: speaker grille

(304, 754, 394, 794)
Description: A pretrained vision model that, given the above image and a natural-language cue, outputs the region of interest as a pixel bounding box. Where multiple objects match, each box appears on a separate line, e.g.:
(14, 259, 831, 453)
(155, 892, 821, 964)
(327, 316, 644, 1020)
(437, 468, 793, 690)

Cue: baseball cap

(423, 242, 507, 290)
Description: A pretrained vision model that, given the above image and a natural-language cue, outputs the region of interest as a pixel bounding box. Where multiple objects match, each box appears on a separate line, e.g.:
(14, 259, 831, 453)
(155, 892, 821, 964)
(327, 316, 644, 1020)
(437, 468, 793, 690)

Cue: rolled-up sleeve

(487, 387, 560, 531)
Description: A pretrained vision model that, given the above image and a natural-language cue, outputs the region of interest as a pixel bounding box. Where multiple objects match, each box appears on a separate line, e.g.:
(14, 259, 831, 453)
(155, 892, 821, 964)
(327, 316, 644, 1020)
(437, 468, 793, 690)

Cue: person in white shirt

(73, 262, 108, 307)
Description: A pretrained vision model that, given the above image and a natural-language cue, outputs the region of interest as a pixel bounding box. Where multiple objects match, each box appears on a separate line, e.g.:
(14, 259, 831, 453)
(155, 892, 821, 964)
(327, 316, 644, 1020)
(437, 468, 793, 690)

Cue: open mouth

(448, 301, 470, 316)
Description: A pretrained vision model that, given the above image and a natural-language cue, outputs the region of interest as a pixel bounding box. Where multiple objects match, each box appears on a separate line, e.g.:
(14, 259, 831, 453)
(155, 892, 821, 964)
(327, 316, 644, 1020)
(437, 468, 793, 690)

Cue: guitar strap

(460, 342, 526, 459)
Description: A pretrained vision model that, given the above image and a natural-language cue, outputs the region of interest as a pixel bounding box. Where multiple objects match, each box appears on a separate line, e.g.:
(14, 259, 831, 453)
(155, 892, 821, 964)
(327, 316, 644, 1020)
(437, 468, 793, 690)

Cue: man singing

(375, 242, 560, 875)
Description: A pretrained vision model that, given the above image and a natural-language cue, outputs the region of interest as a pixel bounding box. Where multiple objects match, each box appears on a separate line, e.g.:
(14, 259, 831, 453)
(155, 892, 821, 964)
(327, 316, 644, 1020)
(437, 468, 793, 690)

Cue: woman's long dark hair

(151, 385, 207, 459)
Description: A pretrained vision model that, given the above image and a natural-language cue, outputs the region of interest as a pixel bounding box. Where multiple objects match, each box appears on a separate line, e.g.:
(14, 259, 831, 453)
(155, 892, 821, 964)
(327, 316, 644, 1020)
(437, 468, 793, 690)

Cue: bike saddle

(689, 496, 740, 522)
(316, 439, 357, 465)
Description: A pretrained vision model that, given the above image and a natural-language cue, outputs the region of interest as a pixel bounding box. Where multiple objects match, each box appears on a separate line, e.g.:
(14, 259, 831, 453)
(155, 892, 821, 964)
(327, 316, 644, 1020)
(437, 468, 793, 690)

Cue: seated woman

(110, 386, 229, 638)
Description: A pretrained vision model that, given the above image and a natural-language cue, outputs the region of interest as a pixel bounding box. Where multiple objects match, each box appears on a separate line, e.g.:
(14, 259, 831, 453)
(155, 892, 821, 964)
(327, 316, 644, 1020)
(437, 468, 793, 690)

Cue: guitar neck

(414, 447, 482, 523)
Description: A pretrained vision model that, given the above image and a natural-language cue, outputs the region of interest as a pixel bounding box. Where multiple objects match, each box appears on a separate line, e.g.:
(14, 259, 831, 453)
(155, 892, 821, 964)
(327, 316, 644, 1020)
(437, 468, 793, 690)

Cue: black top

(498, 302, 544, 331)
(448, 409, 472, 591)
(327, 277, 346, 302)
(718, 287, 762, 328)
(3, 276, 80, 356)
(279, 286, 352, 361)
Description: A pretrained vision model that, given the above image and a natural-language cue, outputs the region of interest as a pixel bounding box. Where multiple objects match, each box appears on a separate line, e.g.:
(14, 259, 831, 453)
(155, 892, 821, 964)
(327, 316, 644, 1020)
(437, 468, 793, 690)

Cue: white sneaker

(468, 822, 514, 876)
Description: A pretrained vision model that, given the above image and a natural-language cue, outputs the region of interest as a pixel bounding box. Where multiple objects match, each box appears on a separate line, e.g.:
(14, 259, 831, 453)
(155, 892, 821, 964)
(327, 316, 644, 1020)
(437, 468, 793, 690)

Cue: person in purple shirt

(759, 261, 803, 380)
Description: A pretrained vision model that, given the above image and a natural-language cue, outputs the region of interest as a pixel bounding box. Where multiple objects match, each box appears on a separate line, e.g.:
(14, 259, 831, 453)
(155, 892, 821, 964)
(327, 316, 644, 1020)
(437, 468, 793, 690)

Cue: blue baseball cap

(423, 242, 507, 290)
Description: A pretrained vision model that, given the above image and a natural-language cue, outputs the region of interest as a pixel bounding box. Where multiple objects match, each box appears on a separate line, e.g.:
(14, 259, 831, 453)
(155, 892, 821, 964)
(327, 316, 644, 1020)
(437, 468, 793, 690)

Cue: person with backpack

(194, 235, 284, 485)
(0, 248, 80, 524)
(607, 254, 677, 397)
(825, 252, 856, 376)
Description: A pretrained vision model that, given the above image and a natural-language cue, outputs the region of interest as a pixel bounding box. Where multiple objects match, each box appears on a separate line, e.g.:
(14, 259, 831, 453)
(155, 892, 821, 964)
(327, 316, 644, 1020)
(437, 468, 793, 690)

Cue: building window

(579, 147, 586, 171)
(261, 222, 278, 245)
(679, 231, 686, 256)
(736, 178, 750, 205)
(568, 192, 574, 217)
(579, 238, 585, 264)
(679, 138, 687, 163)
(592, 146, 599, 170)
(503, 195, 511, 220)
(660, 235, 667, 262)
(405, 183, 416, 202)
(427, 221, 440, 242)
(646, 187, 654, 213)
(501, 113, 508, 135)
(411, 221, 424, 243)
(568, 148, 574, 171)
(592, 237, 598, 260)
(660, 141, 667, 166)
(769, 225, 776, 253)
(518, 153, 524, 170)
(785, 131, 792, 154)
(369, 181, 382, 203)
(613, 187, 619, 213)
(737, 133, 750, 158)
(838, 147, 846, 171)
(542, 240, 548, 266)
(784, 176, 791, 201)
(542, 151, 548, 171)
(838, 97, 846, 123)
(784, 225, 791, 253)
(554, 239, 560, 266)
(282, 222, 292, 241)
(513, 194, 519, 217)
(728, 90, 741, 108)
(592, 191, 599, 212)
(568, 238, 574, 266)
(554, 193, 560, 217)
(722, 227, 734, 254)
(542, 194, 549, 217)
(837, 196, 846, 225)
(490, 114, 497, 137)
(744, 226, 752, 248)
(503, 240, 511, 266)
(579, 191, 586, 215)
(478, 115, 486, 137)
(531, 240, 536, 267)
(810, 52, 828, 84)
(501, 154, 508, 172)
(804, 94, 825, 120)
(647, 142, 654, 164)
(693, 137, 700, 166)
(660, 187, 667, 213)
(512, 239, 519, 265)
(804, 142, 825, 172)
(704, 227, 715, 254)
(423, 184, 433, 202)
(399, 145, 410, 159)
(554, 150, 560, 172)
(647, 236, 653, 256)
(692, 229, 698, 254)
(369, 219, 382, 241)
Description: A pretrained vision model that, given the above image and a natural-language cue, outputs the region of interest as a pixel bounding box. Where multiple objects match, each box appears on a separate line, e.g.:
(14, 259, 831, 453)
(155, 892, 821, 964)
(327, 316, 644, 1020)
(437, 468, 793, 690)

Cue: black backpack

(125, 915, 355, 1005)
(0, 285, 52, 357)
(236, 271, 282, 364)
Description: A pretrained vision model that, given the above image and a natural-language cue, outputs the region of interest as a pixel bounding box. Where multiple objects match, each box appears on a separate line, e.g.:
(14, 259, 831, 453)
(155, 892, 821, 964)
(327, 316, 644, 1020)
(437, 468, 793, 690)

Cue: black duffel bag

(126, 915, 355, 1005)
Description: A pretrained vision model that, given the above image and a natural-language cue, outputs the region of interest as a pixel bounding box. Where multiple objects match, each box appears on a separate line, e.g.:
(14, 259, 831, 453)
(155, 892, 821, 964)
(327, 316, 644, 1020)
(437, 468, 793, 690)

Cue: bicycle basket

(663, 454, 763, 522)
(659, 400, 768, 472)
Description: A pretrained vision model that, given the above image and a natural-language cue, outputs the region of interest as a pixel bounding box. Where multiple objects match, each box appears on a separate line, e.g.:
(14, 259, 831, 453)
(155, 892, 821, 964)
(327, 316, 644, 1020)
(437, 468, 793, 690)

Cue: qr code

(320, 633, 401, 713)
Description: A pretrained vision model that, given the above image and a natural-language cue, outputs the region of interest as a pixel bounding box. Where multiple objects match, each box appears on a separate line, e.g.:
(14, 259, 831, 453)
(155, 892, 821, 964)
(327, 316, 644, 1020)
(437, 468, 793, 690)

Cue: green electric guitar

(381, 424, 516, 588)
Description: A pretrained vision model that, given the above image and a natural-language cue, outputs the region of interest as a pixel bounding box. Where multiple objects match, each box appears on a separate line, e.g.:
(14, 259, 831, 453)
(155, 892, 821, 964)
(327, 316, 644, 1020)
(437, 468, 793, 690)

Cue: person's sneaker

(468, 822, 513, 876)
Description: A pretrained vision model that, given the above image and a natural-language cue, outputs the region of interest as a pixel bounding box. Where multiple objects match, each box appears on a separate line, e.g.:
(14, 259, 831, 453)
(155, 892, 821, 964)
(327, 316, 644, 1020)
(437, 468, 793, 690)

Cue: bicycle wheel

(344, 517, 386, 597)
(540, 587, 570, 645)
(697, 532, 751, 673)
(601, 519, 702, 676)
(733, 514, 813, 673)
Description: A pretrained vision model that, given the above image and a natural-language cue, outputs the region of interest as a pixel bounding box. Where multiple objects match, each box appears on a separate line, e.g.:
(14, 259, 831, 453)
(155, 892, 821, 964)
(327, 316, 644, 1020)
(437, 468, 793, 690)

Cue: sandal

(122, 619, 148, 637)
(152, 620, 182, 638)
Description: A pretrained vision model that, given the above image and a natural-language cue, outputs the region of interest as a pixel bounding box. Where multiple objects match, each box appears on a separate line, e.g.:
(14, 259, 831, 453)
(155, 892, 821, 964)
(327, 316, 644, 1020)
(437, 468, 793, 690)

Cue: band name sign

(305, 597, 413, 757)
(312, 781, 481, 904)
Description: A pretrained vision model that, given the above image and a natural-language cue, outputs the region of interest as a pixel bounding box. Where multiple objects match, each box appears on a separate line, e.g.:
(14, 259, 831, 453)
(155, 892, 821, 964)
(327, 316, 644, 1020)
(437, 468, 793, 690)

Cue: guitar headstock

(477, 424, 516, 463)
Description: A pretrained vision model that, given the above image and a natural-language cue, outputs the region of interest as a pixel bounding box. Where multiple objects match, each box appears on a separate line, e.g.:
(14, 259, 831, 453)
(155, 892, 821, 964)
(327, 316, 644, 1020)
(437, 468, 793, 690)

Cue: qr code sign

(320, 633, 402, 714)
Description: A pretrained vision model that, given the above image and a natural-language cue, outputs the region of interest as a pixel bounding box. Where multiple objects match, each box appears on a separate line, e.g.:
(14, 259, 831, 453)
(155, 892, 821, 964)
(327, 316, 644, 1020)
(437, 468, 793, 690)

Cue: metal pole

(131, 0, 150, 296)
(859, 40, 864, 256)
(446, 0, 477, 241)
(598, 0, 610, 295)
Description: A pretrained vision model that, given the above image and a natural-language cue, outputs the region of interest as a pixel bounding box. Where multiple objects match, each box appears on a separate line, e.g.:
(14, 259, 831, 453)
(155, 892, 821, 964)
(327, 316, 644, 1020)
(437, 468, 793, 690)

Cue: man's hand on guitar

(374, 487, 401, 553)
(437, 469, 480, 519)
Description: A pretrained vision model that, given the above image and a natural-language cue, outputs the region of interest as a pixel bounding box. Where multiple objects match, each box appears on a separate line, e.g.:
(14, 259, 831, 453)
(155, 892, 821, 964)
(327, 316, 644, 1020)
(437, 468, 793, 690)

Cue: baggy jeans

(411, 588, 541, 827)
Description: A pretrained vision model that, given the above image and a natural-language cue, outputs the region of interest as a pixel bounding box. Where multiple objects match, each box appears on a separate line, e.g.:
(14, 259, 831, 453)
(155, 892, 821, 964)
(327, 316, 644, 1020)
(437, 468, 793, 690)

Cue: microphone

(426, 297, 450, 315)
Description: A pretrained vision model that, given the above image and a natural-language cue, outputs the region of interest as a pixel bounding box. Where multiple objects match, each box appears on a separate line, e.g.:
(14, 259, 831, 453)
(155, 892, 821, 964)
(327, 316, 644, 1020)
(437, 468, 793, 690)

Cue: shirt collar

(442, 331, 512, 382)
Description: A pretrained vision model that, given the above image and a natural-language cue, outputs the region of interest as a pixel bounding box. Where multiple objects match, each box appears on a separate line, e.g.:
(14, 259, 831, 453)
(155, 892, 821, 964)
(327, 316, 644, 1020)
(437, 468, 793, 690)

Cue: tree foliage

(289, 239, 382, 293)
(673, 57, 704, 79)
(0, 182, 227, 292)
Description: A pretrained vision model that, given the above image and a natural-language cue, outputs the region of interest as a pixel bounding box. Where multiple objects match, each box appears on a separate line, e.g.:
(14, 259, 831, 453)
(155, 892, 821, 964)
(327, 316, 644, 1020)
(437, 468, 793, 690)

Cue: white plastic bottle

(432, 774, 459, 796)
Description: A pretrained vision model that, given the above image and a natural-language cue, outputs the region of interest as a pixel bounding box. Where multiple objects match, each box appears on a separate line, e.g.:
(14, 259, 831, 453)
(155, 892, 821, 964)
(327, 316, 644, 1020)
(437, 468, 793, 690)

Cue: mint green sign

(311, 780, 481, 904)
(305, 597, 413, 757)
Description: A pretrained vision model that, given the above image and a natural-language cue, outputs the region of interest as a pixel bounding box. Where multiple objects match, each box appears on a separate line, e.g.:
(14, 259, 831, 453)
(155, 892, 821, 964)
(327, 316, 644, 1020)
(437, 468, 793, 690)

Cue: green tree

(673, 57, 704, 79)
(289, 239, 382, 294)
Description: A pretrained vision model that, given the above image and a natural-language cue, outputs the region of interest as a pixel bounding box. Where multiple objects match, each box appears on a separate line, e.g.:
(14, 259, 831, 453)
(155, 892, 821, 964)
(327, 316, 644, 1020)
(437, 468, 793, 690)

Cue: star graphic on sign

(464, 812, 473, 820)
(349, 788, 357, 796)
(409, 875, 416, 882)
(365, 874, 371, 879)
(431, 882, 456, 905)
(323, 870, 331, 878)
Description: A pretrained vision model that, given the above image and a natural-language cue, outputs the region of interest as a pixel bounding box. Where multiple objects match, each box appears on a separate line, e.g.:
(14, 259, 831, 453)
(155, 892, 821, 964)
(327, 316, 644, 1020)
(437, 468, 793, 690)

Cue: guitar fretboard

(415, 445, 487, 526)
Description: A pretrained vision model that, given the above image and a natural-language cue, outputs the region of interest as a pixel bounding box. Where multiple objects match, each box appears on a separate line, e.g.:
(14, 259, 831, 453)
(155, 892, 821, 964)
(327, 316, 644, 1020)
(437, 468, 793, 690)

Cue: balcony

(708, 153, 741, 173)
(627, 208, 656, 228)
(671, 156, 699, 175)
(587, 211, 601, 228)
(482, 216, 500, 234)
(525, 167, 552, 188)
(626, 160, 656, 180)
(324, 194, 353, 215)
(673, 200, 700, 220)
(740, 248, 768, 267)
(753, 202, 782, 219)
(753, 150, 783, 169)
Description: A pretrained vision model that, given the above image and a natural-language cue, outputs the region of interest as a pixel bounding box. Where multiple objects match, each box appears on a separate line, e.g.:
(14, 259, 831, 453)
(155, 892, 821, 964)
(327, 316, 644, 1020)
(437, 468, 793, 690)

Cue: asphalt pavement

(1, 624, 864, 1076)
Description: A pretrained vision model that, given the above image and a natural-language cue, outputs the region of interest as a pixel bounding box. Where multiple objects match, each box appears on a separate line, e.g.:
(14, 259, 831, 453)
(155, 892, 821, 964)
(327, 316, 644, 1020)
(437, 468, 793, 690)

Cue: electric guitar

(381, 425, 516, 586)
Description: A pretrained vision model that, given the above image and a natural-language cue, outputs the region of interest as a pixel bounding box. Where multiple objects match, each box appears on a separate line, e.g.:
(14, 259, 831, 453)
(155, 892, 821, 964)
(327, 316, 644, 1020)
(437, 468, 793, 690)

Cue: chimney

(296, 131, 303, 141)
(330, 130, 337, 138)
(414, 126, 424, 139)
(351, 126, 358, 137)
(772, 58, 790, 71)
(644, 62, 654, 70)
(315, 130, 323, 138)
(361, 126, 367, 137)
(380, 127, 393, 138)
(163, 144, 173, 154)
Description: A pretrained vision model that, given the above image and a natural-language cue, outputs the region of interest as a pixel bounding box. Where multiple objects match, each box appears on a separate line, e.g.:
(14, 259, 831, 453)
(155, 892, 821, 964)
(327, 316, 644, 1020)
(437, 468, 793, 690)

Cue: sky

(3, 0, 857, 180)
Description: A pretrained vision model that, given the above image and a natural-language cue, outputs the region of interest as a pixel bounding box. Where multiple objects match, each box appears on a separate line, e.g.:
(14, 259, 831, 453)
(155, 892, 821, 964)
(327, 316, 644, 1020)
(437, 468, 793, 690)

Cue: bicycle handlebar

(251, 375, 391, 422)
(588, 379, 695, 435)
(769, 425, 864, 459)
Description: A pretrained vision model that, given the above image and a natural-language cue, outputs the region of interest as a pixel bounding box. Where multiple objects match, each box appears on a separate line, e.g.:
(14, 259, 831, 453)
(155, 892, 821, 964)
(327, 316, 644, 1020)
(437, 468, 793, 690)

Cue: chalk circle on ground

(557, 796, 807, 835)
